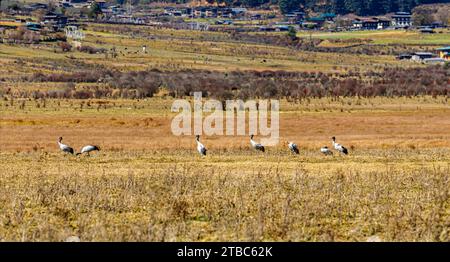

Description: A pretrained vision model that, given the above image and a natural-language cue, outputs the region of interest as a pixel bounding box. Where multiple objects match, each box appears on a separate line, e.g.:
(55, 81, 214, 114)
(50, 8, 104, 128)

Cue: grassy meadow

(0, 22, 449, 241)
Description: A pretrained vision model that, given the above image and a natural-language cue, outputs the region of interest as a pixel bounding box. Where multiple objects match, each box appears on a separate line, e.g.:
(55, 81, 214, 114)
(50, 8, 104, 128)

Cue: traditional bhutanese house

(392, 12, 412, 28)
(284, 11, 305, 23)
(431, 22, 444, 28)
(94, 0, 106, 9)
(353, 17, 391, 30)
(258, 26, 276, 32)
(301, 21, 320, 29)
(275, 25, 290, 32)
(26, 22, 42, 31)
(320, 13, 336, 21)
(218, 8, 233, 18)
(193, 7, 218, 18)
(250, 14, 261, 20)
(205, 8, 218, 18)
(376, 18, 391, 29)
(436, 46, 450, 61)
(352, 18, 378, 30)
(305, 17, 325, 28)
(231, 7, 247, 17)
(42, 12, 68, 31)
(396, 53, 412, 60)
(411, 52, 433, 61)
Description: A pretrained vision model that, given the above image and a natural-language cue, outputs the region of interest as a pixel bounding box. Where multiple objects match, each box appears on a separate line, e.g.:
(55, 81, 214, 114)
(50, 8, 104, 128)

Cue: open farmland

(298, 29, 450, 45)
(0, 24, 420, 75)
(0, 97, 449, 241)
(0, 21, 449, 242)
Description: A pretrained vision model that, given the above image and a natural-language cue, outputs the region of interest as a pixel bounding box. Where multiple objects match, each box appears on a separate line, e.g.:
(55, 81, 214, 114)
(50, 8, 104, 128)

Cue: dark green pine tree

(279, 0, 303, 14)
(89, 1, 103, 19)
(303, 0, 315, 10)
(398, 0, 409, 12)
(242, 0, 270, 7)
(333, 0, 348, 14)
(386, 0, 399, 13)
(287, 26, 298, 41)
(345, 0, 366, 15)
(367, 0, 381, 15)
(279, 0, 289, 14)
(378, 0, 393, 14)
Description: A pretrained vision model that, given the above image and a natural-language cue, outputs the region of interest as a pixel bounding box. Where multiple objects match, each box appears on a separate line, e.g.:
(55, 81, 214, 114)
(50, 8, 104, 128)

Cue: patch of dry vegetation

(0, 97, 449, 241)
(0, 152, 448, 241)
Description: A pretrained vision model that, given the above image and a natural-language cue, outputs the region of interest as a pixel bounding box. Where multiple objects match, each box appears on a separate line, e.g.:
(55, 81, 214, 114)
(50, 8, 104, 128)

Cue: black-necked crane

(250, 134, 265, 152)
(196, 135, 207, 156)
(321, 146, 333, 155)
(332, 136, 348, 155)
(58, 137, 74, 155)
(76, 145, 100, 156)
(286, 141, 299, 154)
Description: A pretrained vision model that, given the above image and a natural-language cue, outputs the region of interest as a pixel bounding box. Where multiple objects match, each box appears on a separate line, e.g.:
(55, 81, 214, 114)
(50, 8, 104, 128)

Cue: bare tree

(412, 10, 434, 26)
(436, 6, 450, 26)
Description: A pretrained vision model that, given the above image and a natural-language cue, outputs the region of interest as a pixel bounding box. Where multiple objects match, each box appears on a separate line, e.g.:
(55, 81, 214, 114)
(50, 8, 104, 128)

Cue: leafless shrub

(58, 42, 72, 52)
(77, 45, 107, 54)
(16, 65, 449, 100)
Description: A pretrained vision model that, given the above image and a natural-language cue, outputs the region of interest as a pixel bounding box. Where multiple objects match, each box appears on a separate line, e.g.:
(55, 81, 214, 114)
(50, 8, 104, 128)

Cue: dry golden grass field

(1, 97, 449, 241)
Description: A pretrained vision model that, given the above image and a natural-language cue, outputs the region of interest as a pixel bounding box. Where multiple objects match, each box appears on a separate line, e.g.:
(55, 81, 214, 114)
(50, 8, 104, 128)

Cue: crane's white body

(79, 145, 100, 155)
(58, 141, 70, 151)
(288, 142, 299, 154)
(321, 146, 333, 155)
(58, 137, 74, 155)
(250, 135, 265, 152)
(196, 136, 207, 156)
(332, 137, 348, 155)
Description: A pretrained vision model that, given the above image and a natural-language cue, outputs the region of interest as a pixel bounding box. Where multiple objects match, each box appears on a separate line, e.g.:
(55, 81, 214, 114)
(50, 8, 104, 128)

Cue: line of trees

(15, 65, 449, 100)
(246, 0, 449, 15)
(327, 0, 450, 16)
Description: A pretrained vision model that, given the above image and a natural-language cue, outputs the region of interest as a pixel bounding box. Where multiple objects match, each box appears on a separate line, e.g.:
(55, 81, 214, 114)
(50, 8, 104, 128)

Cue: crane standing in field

(196, 135, 207, 156)
(250, 134, 265, 153)
(287, 141, 299, 154)
(332, 136, 348, 155)
(76, 145, 100, 156)
(320, 146, 333, 155)
(58, 137, 74, 155)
